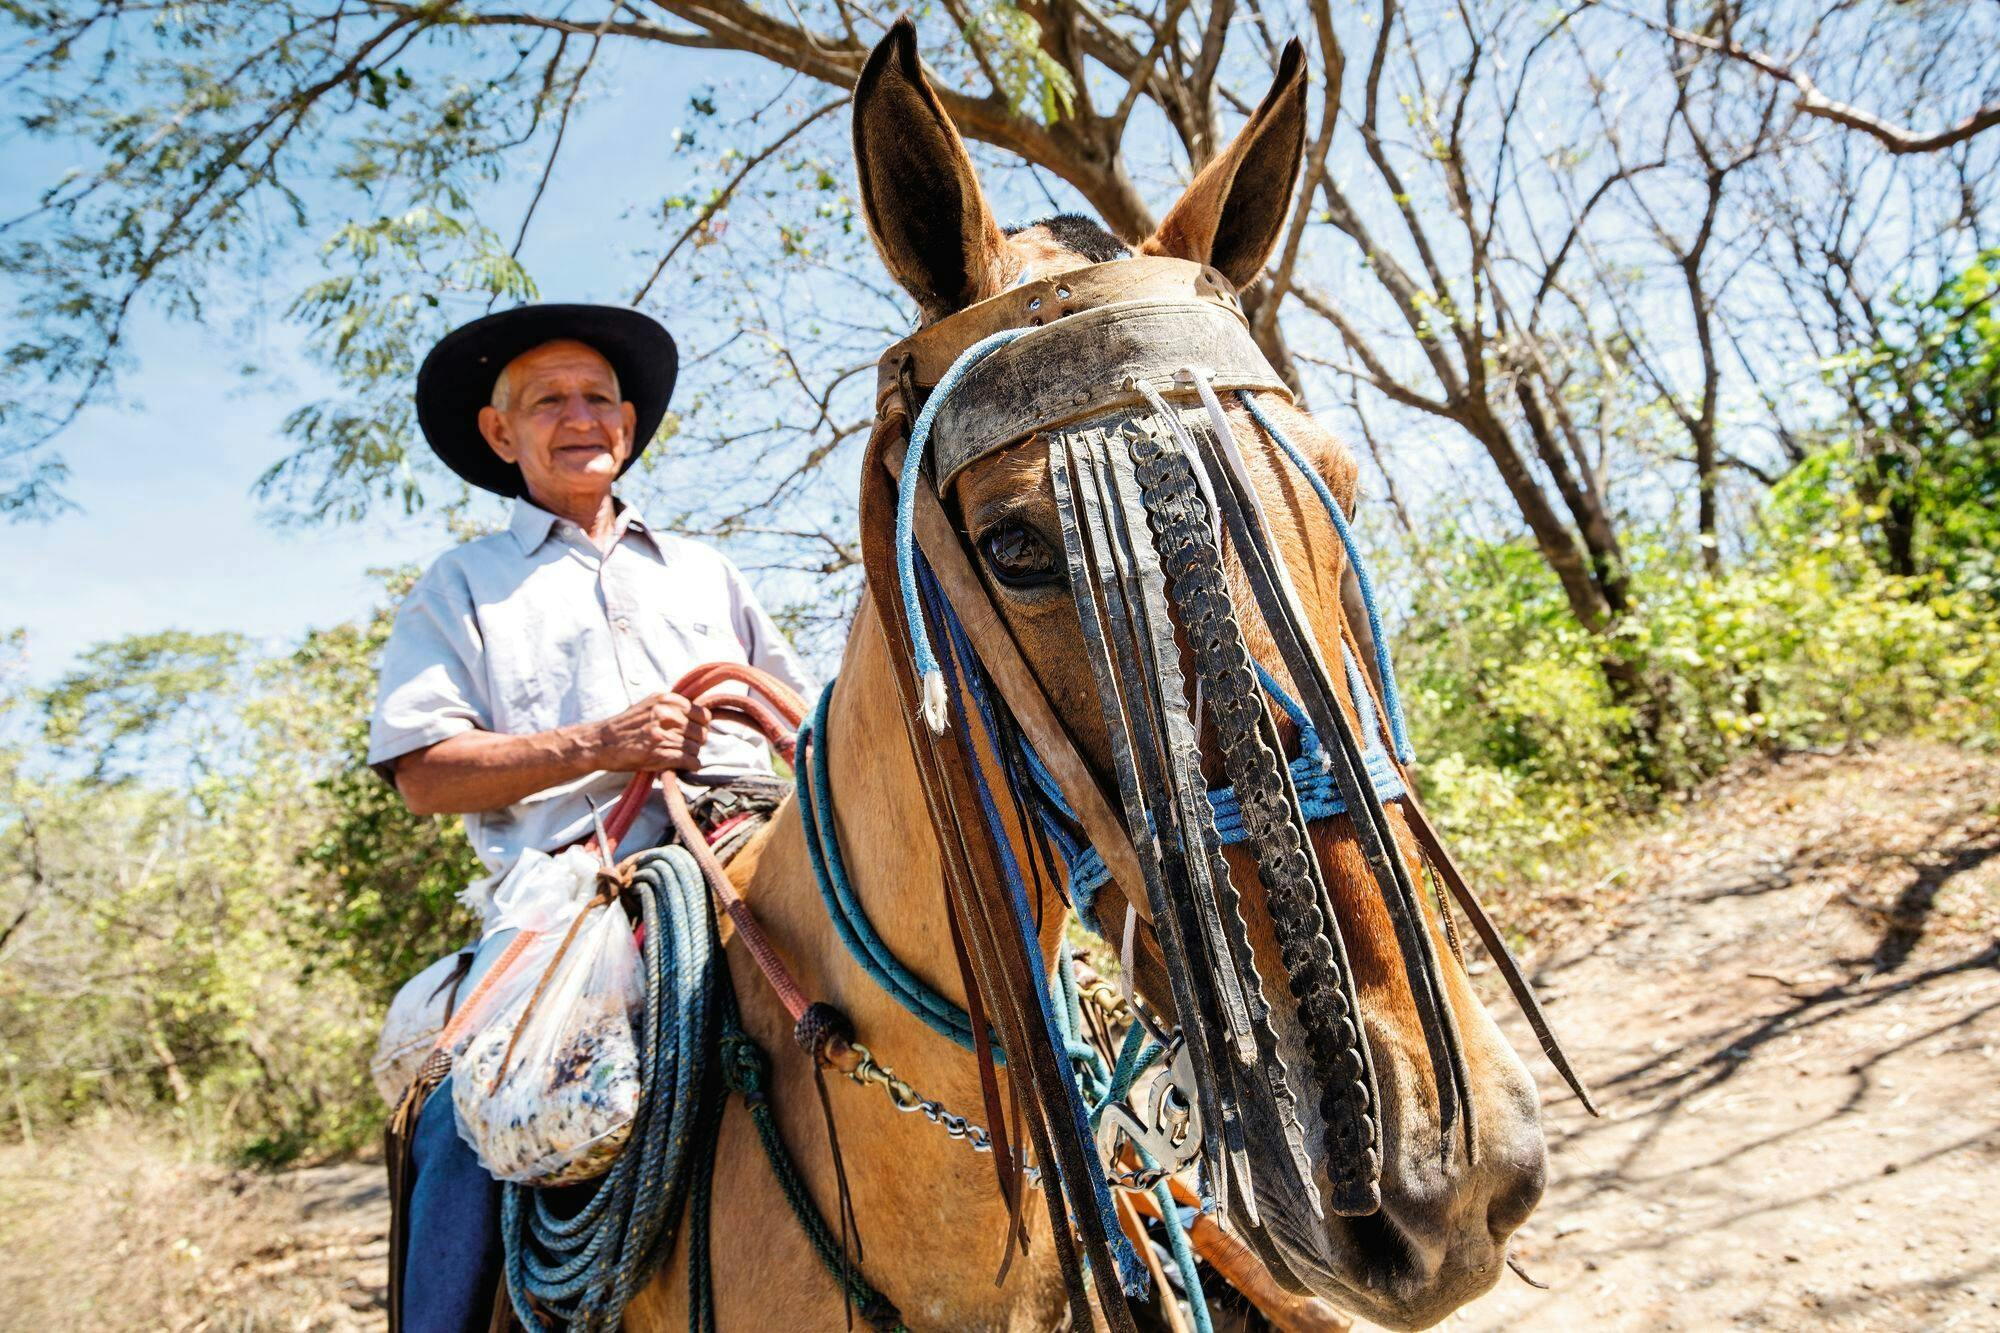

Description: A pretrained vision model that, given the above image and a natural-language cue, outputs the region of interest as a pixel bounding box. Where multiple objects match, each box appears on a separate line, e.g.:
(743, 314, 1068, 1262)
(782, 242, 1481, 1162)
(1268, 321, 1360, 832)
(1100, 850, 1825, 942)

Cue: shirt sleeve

(722, 555, 817, 701)
(366, 560, 492, 781)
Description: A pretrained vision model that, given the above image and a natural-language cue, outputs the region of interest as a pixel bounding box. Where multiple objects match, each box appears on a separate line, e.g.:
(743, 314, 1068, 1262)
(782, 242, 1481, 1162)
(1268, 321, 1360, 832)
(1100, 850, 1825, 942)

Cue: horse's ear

(1141, 40, 1308, 291)
(853, 18, 1010, 321)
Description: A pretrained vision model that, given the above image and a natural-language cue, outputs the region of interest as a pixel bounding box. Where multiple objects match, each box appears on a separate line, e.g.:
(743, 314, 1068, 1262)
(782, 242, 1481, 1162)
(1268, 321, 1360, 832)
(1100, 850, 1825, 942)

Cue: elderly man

(370, 304, 811, 1332)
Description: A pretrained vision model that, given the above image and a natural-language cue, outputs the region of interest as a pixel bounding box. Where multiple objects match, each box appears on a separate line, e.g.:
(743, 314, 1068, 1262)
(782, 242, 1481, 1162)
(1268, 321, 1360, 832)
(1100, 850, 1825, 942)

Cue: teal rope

(717, 994, 908, 1330)
(795, 683, 1000, 1059)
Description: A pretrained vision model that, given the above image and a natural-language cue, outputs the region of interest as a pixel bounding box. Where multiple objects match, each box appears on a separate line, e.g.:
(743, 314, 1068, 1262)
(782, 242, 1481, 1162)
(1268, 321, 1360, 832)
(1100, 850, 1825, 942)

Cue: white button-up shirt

(367, 497, 814, 875)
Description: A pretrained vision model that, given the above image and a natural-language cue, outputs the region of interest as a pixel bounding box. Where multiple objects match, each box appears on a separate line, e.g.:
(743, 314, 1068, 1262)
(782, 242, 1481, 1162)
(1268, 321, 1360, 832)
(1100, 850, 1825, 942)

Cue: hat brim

(416, 304, 677, 499)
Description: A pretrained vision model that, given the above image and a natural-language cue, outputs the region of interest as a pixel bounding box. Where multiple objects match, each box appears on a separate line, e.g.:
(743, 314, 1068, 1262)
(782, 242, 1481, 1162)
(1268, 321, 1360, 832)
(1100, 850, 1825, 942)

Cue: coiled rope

(499, 847, 719, 1332)
(498, 845, 901, 1332)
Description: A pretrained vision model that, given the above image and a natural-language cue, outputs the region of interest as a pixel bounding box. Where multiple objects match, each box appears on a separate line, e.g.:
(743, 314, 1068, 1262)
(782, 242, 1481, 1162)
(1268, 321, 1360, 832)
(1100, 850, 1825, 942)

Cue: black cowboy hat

(416, 303, 677, 498)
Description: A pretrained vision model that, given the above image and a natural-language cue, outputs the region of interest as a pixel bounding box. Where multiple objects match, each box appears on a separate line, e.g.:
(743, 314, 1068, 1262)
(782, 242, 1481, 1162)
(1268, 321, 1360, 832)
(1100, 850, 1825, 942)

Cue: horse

(629, 21, 1555, 1332)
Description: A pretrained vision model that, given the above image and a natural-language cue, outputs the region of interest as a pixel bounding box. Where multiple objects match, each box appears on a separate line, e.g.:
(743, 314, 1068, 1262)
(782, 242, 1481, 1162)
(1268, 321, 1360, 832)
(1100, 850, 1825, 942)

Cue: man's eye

(980, 522, 1063, 589)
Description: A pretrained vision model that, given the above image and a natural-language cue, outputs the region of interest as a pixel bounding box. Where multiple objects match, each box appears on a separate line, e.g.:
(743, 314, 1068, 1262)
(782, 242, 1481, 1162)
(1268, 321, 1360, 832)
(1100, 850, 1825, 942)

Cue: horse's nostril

(1485, 1158, 1545, 1241)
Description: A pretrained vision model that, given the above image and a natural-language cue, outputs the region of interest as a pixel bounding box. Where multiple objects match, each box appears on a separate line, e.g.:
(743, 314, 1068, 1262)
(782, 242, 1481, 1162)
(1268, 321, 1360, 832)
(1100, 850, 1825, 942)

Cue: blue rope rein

(795, 683, 999, 1059)
(919, 555, 1151, 1298)
(1236, 390, 1413, 764)
(895, 327, 1030, 732)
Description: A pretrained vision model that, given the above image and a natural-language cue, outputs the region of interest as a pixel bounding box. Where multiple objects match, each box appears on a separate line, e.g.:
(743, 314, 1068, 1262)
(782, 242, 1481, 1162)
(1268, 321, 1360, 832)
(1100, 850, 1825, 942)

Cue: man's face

(477, 339, 638, 506)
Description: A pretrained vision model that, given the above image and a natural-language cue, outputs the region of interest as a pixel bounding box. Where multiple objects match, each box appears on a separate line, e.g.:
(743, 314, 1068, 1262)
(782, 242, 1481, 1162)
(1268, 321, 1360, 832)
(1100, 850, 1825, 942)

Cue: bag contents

(370, 948, 475, 1106)
(453, 896, 643, 1186)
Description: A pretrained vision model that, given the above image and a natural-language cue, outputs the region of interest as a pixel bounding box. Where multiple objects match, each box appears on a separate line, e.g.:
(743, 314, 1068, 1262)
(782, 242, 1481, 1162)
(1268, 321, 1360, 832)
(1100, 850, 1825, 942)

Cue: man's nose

(560, 394, 602, 430)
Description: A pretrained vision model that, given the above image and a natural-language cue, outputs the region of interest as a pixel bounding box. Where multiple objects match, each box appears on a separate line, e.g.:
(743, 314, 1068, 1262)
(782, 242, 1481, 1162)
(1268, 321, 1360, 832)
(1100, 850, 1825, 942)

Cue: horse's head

(851, 22, 1549, 1328)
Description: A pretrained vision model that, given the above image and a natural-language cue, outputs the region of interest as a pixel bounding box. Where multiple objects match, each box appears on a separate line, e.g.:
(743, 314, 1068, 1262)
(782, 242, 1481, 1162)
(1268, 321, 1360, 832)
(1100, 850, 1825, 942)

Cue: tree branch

(1592, 1, 2000, 155)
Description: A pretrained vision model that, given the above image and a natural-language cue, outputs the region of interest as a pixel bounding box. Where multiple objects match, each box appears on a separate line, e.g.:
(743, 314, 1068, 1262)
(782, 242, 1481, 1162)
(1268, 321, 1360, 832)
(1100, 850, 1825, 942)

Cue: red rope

(605, 664, 821, 1028)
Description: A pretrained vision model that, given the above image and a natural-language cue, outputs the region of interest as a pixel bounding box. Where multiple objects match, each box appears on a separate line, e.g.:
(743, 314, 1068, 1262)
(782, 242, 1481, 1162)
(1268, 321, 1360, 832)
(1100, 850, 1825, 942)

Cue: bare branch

(1591, 0, 2000, 155)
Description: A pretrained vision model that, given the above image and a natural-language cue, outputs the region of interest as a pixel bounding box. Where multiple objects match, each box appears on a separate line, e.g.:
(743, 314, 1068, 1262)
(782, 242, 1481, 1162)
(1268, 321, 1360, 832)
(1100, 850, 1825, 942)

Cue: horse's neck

(715, 598, 1070, 1323)
(743, 596, 1045, 1038)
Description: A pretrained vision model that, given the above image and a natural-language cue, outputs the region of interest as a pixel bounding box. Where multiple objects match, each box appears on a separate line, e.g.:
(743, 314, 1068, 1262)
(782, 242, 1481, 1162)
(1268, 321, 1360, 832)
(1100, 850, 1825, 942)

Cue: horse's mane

(1003, 213, 1130, 263)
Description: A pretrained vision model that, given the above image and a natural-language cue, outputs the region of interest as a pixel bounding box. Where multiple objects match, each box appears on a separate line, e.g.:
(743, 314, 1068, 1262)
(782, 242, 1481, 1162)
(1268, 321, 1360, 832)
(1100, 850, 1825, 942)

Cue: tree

(1822, 250, 2000, 589)
(3, 1, 1997, 644)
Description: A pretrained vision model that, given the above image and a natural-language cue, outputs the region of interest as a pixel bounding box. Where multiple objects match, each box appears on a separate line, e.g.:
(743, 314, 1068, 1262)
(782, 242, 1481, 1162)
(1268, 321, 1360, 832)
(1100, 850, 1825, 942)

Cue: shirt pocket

(665, 612, 747, 666)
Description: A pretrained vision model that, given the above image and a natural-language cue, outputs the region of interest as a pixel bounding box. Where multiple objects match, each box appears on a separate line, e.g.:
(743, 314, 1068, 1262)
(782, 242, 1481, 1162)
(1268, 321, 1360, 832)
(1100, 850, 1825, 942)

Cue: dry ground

(2, 741, 1994, 1332)
(1451, 741, 2000, 1332)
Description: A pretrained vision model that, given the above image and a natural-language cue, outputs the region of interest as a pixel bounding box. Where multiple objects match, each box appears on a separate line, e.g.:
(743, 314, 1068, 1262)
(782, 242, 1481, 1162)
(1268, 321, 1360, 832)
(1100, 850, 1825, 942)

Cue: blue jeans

(404, 1077, 502, 1333)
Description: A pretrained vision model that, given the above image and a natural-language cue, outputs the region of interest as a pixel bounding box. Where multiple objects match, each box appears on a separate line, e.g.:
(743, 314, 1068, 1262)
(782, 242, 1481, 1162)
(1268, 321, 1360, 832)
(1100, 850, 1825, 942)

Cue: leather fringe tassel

(858, 403, 1139, 1333)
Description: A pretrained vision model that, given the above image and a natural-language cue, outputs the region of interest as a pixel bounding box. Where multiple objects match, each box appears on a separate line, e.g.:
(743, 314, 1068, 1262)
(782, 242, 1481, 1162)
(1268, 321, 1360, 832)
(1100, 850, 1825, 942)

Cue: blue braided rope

(920, 557, 1150, 1298)
(895, 327, 1030, 717)
(1237, 390, 1414, 765)
(1025, 654, 1406, 932)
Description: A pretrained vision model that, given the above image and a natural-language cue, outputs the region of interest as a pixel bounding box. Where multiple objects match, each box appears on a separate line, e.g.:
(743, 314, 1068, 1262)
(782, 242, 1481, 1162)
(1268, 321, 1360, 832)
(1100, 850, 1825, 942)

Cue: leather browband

(874, 255, 1294, 489)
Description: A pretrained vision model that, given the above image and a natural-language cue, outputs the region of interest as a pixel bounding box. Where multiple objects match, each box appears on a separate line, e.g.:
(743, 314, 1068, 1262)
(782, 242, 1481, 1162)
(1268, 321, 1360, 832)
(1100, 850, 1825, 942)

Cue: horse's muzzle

(1237, 1007, 1549, 1330)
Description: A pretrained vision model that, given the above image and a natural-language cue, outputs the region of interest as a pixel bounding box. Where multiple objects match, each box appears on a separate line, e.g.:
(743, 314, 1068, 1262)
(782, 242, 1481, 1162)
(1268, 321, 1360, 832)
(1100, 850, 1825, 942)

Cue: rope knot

(595, 855, 640, 900)
(792, 1001, 856, 1067)
(857, 1293, 904, 1331)
(719, 1026, 771, 1106)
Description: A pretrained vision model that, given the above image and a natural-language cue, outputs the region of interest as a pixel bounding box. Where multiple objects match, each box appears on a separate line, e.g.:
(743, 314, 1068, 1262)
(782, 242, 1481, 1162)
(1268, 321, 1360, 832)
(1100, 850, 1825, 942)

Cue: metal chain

(840, 978, 1154, 1190)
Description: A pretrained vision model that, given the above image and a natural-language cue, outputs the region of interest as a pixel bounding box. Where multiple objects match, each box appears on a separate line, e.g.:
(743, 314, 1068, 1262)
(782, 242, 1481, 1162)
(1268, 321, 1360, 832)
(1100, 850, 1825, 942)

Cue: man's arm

(392, 692, 710, 816)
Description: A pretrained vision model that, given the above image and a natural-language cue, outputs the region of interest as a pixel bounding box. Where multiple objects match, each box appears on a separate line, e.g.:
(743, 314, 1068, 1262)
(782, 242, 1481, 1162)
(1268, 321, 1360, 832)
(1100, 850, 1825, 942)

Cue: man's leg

(404, 1075, 504, 1333)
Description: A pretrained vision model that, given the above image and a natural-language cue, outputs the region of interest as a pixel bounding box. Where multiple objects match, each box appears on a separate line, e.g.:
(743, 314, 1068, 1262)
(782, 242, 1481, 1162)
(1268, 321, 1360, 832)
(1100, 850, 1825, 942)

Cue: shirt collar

(507, 497, 561, 554)
(507, 495, 659, 556)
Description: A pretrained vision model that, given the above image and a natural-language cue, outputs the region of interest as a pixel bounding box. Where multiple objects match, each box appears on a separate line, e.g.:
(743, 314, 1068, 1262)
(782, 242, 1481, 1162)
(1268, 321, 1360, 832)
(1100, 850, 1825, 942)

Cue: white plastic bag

(420, 845, 608, 1062)
(370, 948, 475, 1106)
(452, 898, 644, 1186)
(473, 845, 604, 937)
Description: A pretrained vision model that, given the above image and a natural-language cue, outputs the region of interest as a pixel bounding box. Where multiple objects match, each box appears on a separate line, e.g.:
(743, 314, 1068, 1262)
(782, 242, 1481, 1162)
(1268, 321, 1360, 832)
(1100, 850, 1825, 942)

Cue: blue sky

(0, 304, 450, 678)
(0, 29, 1116, 684)
(0, 40, 763, 680)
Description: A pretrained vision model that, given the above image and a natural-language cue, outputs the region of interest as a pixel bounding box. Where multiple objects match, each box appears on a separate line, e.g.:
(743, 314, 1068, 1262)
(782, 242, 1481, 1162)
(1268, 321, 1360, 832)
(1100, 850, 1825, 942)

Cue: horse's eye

(980, 522, 1063, 589)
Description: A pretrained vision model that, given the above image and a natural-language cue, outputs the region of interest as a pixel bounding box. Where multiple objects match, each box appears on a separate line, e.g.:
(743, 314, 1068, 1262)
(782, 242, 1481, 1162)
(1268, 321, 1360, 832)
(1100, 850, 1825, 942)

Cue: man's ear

(478, 406, 519, 464)
(1140, 40, 1308, 291)
(853, 17, 1010, 321)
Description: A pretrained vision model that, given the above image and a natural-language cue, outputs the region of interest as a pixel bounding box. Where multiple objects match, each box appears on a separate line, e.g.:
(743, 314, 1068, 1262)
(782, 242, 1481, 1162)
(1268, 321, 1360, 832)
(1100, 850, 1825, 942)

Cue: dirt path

(1450, 742, 2000, 1331)
(7, 743, 1993, 1331)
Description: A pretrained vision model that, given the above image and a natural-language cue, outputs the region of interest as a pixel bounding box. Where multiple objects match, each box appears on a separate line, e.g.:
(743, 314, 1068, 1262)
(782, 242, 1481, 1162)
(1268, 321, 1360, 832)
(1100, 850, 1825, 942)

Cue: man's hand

(391, 693, 713, 816)
(587, 692, 712, 773)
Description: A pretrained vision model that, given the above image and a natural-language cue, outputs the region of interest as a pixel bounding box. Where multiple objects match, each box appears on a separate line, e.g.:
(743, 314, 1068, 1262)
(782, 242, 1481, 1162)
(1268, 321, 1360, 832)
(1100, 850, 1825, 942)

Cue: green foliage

(962, 1, 1077, 124)
(1820, 248, 2000, 591)
(2, 635, 382, 1161)
(283, 593, 483, 998)
(1, 576, 478, 1163)
(1398, 506, 2000, 884)
(40, 630, 247, 779)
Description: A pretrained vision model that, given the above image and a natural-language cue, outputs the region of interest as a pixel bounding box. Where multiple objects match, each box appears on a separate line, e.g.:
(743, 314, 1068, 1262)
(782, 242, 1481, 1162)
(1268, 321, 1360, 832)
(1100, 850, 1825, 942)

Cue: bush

(1395, 495, 2000, 888)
